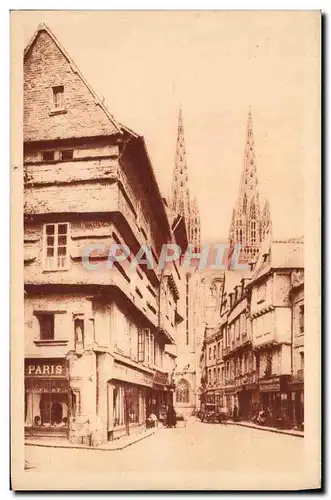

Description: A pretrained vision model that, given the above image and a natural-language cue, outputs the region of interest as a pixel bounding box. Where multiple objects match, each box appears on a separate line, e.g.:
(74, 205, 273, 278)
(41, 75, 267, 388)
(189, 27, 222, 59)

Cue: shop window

(176, 379, 190, 404)
(38, 314, 55, 340)
(25, 390, 69, 428)
(44, 222, 69, 270)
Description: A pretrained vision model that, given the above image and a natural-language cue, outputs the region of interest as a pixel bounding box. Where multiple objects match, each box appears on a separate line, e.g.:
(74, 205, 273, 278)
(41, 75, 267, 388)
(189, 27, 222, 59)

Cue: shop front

(147, 370, 170, 421)
(215, 390, 224, 412)
(237, 381, 259, 420)
(108, 360, 154, 441)
(25, 358, 70, 439)
(259, 375, 292, 419)
(224, 386, 236, 415)
(204, 391, 216, 411)
(288, 379, 304, 429)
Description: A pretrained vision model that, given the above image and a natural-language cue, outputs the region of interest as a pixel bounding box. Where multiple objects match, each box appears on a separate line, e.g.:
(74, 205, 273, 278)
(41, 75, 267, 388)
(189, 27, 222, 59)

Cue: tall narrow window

(250, 221, 256, 244)
(38, 314, 55, 340)
(299, 304, 304, 333)
(44, 223, 69, 270)
(52, 85, 64, 109)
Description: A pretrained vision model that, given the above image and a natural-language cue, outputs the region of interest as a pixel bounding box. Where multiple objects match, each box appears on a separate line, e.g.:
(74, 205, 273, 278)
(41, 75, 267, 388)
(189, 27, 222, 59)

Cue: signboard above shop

(153, 370, 168, 387)
(25, 358, 67, 378)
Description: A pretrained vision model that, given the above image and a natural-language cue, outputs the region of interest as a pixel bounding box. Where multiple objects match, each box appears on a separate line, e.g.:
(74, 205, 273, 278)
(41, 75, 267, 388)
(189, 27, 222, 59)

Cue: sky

(18, 11, 319, 242)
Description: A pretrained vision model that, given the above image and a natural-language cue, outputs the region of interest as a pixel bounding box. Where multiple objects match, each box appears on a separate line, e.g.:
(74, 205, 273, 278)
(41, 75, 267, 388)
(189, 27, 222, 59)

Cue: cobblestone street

(25, 419, 305, 488)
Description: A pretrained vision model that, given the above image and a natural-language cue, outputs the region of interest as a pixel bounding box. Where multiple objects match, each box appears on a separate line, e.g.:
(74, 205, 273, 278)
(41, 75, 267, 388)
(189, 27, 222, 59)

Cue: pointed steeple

(229, 107, 270, 263)
(171, 108, 201, 250)
(171, 108, 191, 222)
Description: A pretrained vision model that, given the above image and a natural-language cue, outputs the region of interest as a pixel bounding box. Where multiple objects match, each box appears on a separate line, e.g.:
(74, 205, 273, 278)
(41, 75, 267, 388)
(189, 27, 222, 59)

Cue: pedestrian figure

(166, 405, 177, 428)
(233, 404, 238, 422)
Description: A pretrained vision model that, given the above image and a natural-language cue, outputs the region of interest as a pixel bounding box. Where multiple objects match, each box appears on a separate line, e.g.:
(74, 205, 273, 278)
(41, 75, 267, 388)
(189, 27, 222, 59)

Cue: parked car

(202, 410, 219, 423)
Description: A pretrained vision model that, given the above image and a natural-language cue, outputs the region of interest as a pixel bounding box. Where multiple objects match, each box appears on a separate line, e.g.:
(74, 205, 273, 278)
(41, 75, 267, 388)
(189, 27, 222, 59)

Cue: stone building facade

(199, 109, 304, 429)
(24, 23, 183, 445)
(199, 239, 304, 428)
(288, 269, 304, 428)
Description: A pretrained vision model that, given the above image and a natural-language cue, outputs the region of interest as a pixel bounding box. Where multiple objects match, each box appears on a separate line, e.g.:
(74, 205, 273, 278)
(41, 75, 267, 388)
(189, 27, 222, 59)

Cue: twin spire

(170, 106, 272, 263)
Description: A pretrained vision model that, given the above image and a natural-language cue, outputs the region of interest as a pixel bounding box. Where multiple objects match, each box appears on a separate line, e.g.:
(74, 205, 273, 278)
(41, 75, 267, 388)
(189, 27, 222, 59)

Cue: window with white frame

(44, 223, 69, 270)
(138, 329, 145, 362)
(144, 329, 154, 365)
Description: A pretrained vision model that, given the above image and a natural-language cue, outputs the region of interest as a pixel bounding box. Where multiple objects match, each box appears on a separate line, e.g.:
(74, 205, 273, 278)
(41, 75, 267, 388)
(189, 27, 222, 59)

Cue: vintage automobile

(201, 410, 219, 423)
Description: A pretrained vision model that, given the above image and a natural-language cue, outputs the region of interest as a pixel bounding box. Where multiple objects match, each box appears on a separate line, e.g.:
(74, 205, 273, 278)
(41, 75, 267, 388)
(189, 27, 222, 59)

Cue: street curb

(225, 421, 304, 438)
(25, 429, 156, 451)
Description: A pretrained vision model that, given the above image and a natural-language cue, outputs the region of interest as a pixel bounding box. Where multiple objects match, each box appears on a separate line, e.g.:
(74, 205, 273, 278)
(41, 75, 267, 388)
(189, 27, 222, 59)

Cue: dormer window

(52, 85, 64, 109)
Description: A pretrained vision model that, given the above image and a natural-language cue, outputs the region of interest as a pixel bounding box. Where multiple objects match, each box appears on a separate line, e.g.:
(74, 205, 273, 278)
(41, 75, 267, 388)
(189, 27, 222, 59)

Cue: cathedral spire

(171, 108, 191, 222)
(229, 107, 270, 263)
(170, 108, 201, 250)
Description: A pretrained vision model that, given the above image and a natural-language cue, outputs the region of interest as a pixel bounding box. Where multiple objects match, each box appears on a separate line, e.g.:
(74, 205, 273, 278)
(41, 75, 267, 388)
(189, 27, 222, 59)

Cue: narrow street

(25, 419, 304, 479)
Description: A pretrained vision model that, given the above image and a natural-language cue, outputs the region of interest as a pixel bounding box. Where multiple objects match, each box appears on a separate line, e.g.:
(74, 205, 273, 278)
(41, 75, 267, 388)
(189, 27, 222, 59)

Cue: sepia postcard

(11, 10, 321, 491)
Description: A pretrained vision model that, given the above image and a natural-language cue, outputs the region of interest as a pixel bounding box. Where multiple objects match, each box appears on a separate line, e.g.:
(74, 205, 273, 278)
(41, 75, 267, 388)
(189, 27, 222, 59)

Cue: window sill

(49, 108, 67, 116)
(42, 268, 69, 273)
(34, 339, 69, 347)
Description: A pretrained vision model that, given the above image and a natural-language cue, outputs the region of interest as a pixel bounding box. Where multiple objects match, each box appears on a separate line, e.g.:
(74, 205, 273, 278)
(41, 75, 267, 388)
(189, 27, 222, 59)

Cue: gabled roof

(223, 269, 251, 295)
(24, 22, 122, 137)
(250, 239, 304, 284)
